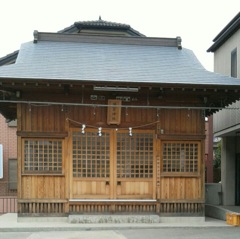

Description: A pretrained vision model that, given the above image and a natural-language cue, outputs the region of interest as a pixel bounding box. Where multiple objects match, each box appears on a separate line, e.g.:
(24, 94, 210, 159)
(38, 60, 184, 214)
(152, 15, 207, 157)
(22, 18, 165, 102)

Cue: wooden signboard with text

(107, 99, 122, 125)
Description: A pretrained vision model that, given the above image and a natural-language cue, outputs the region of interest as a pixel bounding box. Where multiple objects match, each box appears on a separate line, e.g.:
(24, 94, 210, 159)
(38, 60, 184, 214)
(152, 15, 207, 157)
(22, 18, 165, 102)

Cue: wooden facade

(15, 88, 205, 216)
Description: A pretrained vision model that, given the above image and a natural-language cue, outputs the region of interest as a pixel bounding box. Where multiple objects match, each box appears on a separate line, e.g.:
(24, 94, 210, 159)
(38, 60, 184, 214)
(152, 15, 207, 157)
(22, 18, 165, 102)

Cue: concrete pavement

(0, 213, 232, 232)
(0, 231, 127, 239)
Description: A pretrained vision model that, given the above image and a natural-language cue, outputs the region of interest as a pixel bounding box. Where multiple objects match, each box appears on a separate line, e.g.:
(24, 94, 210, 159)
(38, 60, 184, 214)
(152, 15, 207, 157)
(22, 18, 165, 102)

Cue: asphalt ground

(1, 213, 240, 239)
(0, 213, 232, 232)
(1, 228, 240, 239)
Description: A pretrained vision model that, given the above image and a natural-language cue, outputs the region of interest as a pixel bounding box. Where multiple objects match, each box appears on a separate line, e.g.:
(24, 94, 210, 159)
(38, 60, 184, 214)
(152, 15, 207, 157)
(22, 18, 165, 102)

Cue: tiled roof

(0, 34, 240, 87)
(75, 18, 131, 29)
(59, 18, 145, 36)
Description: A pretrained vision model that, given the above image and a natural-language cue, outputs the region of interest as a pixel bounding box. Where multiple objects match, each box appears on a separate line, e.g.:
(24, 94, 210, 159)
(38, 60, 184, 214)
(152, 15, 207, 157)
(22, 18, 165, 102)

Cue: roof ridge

(73, 18, 145, 37)
(57, 18, 145, 36)
(33, 32, 181, 48)
(74, 18, 131, 29)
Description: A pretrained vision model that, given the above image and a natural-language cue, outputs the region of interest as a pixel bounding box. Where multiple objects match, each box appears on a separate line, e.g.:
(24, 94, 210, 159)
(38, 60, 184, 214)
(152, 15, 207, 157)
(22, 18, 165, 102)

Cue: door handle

(117, 181, 121, 186)
(106, 181, 110, 186)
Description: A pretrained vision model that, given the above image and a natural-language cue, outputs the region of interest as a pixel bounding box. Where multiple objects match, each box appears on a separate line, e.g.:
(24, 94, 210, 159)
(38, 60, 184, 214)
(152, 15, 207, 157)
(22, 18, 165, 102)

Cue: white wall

(214, 29, 240, 77)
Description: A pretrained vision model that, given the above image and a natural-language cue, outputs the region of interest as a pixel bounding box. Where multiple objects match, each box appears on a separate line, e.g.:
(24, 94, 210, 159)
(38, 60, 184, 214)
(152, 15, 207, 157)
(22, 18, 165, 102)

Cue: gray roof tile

(0, 37, 240, 87)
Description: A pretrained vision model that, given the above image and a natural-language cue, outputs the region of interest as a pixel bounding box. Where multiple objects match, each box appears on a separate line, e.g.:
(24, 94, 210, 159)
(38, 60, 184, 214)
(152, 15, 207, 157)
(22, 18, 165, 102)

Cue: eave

(207, 12, 240, 52)
(0, 50, 19, 66)
(0, 77, 239, 120)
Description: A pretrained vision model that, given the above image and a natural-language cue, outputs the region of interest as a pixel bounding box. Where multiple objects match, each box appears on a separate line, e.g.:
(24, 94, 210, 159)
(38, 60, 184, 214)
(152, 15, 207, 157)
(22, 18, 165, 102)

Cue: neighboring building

(0, 52, 18, 202)
(0, 19, 240, 219)
(0, 114, 17, 196)
(207, 12, 240, 206)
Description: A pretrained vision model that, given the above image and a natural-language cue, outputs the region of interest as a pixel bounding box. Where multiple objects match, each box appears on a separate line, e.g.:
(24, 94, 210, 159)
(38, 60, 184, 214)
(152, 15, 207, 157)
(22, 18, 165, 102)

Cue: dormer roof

(59, 17, 145, 37)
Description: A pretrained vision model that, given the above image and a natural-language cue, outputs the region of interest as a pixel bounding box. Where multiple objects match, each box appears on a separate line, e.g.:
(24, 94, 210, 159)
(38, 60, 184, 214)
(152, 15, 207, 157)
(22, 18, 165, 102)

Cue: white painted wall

(214, 29, 240, 78)
(213, 28, 240, 135)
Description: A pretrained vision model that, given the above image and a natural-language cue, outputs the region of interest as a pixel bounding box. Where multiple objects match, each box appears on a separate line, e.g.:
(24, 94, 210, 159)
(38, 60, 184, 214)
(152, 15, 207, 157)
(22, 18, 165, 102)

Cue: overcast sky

(0, 0, 239, 71)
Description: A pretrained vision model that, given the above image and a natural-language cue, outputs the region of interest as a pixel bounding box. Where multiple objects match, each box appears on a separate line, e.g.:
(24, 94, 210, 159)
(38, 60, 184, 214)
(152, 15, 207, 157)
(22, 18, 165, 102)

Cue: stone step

(68, 214, 160, 223)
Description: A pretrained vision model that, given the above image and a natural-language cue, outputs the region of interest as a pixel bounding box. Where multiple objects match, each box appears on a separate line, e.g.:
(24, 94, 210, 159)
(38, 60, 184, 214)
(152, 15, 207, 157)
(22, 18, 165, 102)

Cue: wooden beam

(16, 131, 68, 138)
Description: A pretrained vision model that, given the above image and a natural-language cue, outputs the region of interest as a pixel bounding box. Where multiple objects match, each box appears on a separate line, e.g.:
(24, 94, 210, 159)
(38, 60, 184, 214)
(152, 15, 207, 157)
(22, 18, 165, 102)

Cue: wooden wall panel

(20, 105, 66, 132)
(21, 176, 65, 199)
(160, 177, 202, 200)
(118, 181, 153, 198)
(160, 109, 204, 135)
(72, 180, 109, 198)
(66, 106, 158, 129)
(19, 105, 204, 134)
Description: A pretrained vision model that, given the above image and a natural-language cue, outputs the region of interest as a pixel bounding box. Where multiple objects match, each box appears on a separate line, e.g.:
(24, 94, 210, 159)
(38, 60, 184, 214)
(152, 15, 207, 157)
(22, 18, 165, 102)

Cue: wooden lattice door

(70, 128, 155, 199)
(71, 129, 112, 199)
(115, 130, 155, 199)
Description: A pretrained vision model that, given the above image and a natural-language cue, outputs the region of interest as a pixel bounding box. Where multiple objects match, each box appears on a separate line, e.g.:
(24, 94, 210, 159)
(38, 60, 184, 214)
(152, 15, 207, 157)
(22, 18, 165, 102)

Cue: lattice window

(117, 132, 154, 178)
(162, 141, 199, 173)
(72, 131, 110, 178)
(23, 139, 62, 174)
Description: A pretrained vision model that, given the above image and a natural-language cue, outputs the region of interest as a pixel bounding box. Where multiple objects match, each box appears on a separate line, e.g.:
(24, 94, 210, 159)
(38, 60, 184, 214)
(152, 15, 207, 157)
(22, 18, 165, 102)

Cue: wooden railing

(69, 201, 157, 214)
(17, 200, 204, 216)
(159, 201, 204, 215)
(18, 199, 68, 216)
(69, 200, 204, 215)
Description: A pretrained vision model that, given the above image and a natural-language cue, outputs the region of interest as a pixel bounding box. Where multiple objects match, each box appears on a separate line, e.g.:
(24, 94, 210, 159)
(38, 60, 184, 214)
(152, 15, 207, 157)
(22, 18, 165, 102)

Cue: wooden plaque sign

(107, 99, 122, 125)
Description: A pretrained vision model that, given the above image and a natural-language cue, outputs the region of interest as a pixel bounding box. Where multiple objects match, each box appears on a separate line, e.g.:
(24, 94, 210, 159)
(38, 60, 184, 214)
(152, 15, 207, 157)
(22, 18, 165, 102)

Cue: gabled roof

(207, 12, 240, 52)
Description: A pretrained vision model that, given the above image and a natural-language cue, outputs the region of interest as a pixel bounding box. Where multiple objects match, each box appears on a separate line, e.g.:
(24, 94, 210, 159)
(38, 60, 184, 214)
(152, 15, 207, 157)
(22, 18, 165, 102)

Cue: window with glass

(162, 141, 200, 174)
(23, 139, 62, 174)
(231, 48, 237, 78)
